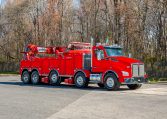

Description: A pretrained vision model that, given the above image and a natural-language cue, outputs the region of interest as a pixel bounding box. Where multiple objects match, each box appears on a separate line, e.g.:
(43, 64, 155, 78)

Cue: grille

(132, 64, 145, 77)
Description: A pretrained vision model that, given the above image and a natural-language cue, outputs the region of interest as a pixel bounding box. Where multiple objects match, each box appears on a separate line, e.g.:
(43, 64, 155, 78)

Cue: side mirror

(96, 49, 104, 60)
(128, 53, 132, 58)
(97, 52, 102, 60)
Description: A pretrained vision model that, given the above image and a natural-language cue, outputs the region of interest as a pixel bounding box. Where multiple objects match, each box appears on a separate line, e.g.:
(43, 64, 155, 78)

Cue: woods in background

(0, 0, 167, 77)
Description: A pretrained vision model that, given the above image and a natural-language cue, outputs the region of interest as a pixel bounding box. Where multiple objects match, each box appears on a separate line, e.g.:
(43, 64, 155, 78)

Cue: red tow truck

(20, 40, 147, 90)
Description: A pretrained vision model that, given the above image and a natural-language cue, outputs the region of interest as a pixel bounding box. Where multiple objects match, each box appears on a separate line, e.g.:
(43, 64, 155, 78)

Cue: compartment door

(65, 53, 74, 75)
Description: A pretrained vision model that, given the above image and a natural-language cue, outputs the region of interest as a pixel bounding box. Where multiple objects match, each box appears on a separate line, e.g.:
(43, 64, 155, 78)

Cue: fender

(102, 70, 120, 83)
(74, 69, 91, 78)
(21, 68, 39, 74)
(20, 68, 29, 75)
(49, 69, 60, 77)
(31, 68, 41, 75)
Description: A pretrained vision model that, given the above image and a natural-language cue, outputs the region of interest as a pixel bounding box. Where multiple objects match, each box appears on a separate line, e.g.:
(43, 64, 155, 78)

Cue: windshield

(105, 47, 123, 56)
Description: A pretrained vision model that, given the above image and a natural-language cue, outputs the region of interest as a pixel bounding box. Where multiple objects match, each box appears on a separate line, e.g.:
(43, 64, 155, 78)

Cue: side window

(96, 50, 104, 60)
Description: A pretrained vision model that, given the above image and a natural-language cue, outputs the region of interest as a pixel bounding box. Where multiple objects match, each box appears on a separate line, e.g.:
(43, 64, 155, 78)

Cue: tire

(104, 73, 120, 91)
(49, 71, 61, 85)
(31, 71, 40, 85)
(21, 71, 30, 84)
(127, 84, 142, 90)
(97, 83, 104, 88)
(74, 72, 88, 88)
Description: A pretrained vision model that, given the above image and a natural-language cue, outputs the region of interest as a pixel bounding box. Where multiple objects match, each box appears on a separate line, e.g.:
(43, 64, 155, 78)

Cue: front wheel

(104, 73, 120, 91)
(127, 84, 142, 90)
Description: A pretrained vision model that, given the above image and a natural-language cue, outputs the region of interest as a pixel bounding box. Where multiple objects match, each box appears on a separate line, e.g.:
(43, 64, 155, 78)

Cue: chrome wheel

(49, 70, 61, 85)
(74, 72, 88, 88)
(104, 73, 120, 91)
(76, 76, 84, 86)
(32, 74, 38, 83)
(23, 74, 29, 82)
(31, 71, 40, 85)
(51, 74, 58, 83)
(22, 71, 30, 84)
(106, 77, 115, 88)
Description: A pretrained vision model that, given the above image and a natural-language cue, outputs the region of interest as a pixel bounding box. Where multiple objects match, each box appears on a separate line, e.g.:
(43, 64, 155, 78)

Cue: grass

(159, 78, 167, 81)
(148, 77, 167, 83)
(0, 72, 19, 75)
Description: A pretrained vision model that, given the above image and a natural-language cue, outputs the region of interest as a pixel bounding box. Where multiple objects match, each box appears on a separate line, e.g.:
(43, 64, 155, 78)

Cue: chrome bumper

(123, 77, 147, 84)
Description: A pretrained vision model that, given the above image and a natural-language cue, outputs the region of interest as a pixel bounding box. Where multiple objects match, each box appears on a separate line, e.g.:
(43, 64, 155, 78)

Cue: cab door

(92, 49, 109, 72)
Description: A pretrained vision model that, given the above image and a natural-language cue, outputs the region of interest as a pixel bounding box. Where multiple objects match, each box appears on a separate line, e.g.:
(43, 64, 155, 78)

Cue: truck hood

(112, 56, 142, 64)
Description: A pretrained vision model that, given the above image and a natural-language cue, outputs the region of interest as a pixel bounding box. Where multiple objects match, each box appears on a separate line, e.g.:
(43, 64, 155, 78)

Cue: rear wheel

(127, 84, 142, 90)
(49, 71, 61, 85)
(21, 71, 30, 84)
(104, 73, 120, 91)
(74, 72, 88, 88)
(31, 71, 40, 85)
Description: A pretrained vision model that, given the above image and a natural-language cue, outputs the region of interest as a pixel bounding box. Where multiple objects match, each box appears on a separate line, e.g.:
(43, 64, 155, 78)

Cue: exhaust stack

(91, 37, 94, 68)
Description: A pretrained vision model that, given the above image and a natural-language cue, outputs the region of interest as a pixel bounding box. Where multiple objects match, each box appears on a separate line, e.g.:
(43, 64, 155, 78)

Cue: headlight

(122, 71, 129, 76)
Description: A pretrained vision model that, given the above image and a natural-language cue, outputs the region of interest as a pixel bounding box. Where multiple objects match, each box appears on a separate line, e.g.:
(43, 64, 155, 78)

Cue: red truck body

(20, 42, 147, 90)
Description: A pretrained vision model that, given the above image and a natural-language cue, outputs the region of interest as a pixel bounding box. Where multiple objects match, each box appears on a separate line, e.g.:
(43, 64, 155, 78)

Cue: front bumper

(123, 77, 147, 84)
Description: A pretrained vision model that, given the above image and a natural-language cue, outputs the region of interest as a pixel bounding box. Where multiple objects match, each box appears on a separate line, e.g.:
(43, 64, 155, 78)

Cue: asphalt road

(0, 76, 167, 119)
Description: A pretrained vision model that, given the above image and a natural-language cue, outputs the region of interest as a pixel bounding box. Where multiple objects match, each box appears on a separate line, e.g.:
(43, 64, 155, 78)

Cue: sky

(73, 0, 80, 9)
(0, 0, 5, 5)
(0, 0, 4, 4)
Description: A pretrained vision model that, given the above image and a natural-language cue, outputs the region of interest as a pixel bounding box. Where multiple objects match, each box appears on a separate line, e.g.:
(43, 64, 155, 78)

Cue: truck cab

(88, 44, 147, 90)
